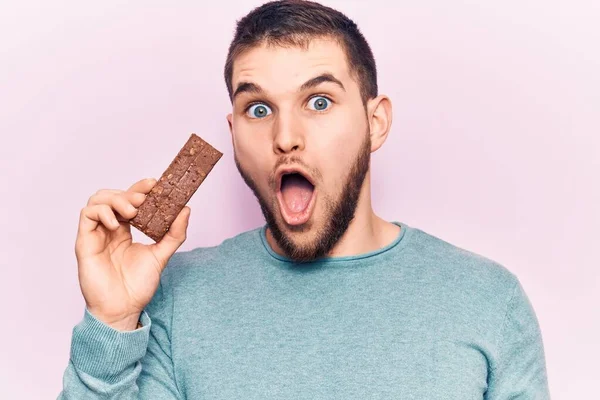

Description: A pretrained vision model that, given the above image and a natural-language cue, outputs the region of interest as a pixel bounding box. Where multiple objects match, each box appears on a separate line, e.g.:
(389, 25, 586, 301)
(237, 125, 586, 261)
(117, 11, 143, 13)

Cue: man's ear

(226, 113, 233, 136)
(227, 113, 236, 147)
(366, 94, 393, 152)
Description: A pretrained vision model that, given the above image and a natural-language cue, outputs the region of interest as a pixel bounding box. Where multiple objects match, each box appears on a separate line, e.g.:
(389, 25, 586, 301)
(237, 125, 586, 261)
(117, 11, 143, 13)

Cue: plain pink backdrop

(1, 0, 598, 398)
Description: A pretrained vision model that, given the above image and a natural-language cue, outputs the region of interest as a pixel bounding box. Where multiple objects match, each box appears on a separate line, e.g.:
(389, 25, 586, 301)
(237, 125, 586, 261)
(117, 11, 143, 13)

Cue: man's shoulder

(160, 225, 263, 283)
(405, 224, 519, 293)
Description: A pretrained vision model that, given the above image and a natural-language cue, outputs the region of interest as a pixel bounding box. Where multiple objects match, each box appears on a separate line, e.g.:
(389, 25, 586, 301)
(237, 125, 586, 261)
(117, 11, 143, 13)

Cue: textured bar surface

(130, 133, 222, 241)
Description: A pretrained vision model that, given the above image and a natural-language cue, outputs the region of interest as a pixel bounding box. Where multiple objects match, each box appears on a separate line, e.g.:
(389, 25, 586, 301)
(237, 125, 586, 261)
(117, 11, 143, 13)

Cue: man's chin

(267, 216, 324, 262)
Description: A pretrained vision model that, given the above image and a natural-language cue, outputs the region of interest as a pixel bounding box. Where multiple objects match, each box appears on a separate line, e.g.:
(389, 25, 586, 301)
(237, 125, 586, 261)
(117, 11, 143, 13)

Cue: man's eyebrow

(232, 73, 345, 101)
(300, 73, 345, 92)
(233, 82, 263, 100)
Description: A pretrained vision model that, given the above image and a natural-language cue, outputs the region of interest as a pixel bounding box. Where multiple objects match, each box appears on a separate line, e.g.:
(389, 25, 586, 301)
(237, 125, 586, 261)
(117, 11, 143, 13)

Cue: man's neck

(324, 209, 400, 259)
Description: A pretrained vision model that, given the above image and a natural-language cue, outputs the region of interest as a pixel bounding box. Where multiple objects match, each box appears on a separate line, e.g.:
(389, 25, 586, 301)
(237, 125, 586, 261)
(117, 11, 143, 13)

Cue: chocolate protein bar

(130, 133, 222, 242)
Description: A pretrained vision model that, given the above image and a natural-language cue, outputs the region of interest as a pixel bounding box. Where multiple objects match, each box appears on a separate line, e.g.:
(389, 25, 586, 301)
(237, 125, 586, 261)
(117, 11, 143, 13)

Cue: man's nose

(272, 111, 305, 155)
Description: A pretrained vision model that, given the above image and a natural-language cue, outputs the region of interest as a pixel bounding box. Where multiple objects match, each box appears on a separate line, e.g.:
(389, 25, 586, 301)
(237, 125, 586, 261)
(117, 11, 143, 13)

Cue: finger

(124, 191, 147, 208)
(127, 178, 157, 194)
(89, 190, 146, 208)
(95, 189, 123, 194)
(88, 190, 146, 208)
(87, 192, 140, 221)
(151, 206, 191, 266)
(86, 189, 122, 205)
(79, 204, 120, 234)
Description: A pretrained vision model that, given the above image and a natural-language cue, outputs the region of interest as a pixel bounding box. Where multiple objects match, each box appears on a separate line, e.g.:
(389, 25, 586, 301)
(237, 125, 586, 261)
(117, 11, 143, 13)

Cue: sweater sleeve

(58, 277, 182, 399)
(485, 279, 551, 399)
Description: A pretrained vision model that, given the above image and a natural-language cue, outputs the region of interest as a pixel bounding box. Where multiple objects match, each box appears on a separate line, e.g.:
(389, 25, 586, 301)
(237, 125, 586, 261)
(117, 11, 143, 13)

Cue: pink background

(1, 0, 598, 398)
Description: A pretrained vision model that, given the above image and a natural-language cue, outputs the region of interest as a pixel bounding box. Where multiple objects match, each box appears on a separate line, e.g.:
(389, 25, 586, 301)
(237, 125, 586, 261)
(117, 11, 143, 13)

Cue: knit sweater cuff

(70, 308, 151, 383)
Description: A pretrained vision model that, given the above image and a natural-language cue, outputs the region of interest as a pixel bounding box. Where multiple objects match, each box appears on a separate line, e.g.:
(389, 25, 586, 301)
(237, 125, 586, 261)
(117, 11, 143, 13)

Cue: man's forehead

(232, 38, 352, 91)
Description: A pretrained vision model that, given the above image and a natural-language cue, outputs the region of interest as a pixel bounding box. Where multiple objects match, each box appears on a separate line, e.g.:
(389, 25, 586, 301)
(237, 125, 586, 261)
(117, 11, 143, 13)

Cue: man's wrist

(108, 314, 142, 331)
(87, 308, 142, 332)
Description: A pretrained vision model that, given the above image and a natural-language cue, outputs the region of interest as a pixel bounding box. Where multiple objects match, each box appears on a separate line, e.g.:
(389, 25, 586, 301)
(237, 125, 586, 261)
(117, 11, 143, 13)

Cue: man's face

(227, 38, 372, 262)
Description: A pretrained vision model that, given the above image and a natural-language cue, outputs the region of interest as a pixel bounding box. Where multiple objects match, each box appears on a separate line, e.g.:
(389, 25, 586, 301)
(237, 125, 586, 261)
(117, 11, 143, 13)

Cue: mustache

(268, 156, 322, 190)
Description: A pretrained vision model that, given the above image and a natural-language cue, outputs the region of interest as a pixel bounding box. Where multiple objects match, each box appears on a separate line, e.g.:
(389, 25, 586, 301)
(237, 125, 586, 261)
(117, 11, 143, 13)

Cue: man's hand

(75, 178, 191, 331)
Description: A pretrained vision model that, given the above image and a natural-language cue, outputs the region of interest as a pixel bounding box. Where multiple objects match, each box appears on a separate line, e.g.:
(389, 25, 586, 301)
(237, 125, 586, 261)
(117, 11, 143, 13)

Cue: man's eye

(246, 103, 272, 119)
(307, 96, 331, 111)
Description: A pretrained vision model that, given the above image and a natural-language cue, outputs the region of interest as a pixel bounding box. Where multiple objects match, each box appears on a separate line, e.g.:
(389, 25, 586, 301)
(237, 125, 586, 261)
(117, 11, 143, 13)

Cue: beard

(234, 132, 371, 263)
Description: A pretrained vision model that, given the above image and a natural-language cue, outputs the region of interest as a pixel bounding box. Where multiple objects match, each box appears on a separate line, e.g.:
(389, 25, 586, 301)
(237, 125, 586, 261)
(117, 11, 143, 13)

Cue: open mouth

(277, 171, 316, 226)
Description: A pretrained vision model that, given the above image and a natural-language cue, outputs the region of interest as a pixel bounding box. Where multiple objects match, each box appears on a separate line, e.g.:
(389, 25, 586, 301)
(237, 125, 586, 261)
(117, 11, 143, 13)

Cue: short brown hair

(224, 0, 378, 104)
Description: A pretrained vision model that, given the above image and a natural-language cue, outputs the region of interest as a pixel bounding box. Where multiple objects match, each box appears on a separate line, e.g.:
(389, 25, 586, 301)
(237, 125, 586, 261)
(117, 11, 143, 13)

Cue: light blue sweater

(59, 222, 550, 399)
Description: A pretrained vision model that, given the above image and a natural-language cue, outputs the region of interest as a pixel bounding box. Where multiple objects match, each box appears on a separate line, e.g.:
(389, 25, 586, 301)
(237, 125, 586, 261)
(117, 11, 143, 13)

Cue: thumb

(151, 206, 191, 266)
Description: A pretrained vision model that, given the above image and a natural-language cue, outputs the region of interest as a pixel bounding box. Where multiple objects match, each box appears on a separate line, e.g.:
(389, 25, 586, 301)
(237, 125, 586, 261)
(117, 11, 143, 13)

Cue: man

(59, 1, 550, 398)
